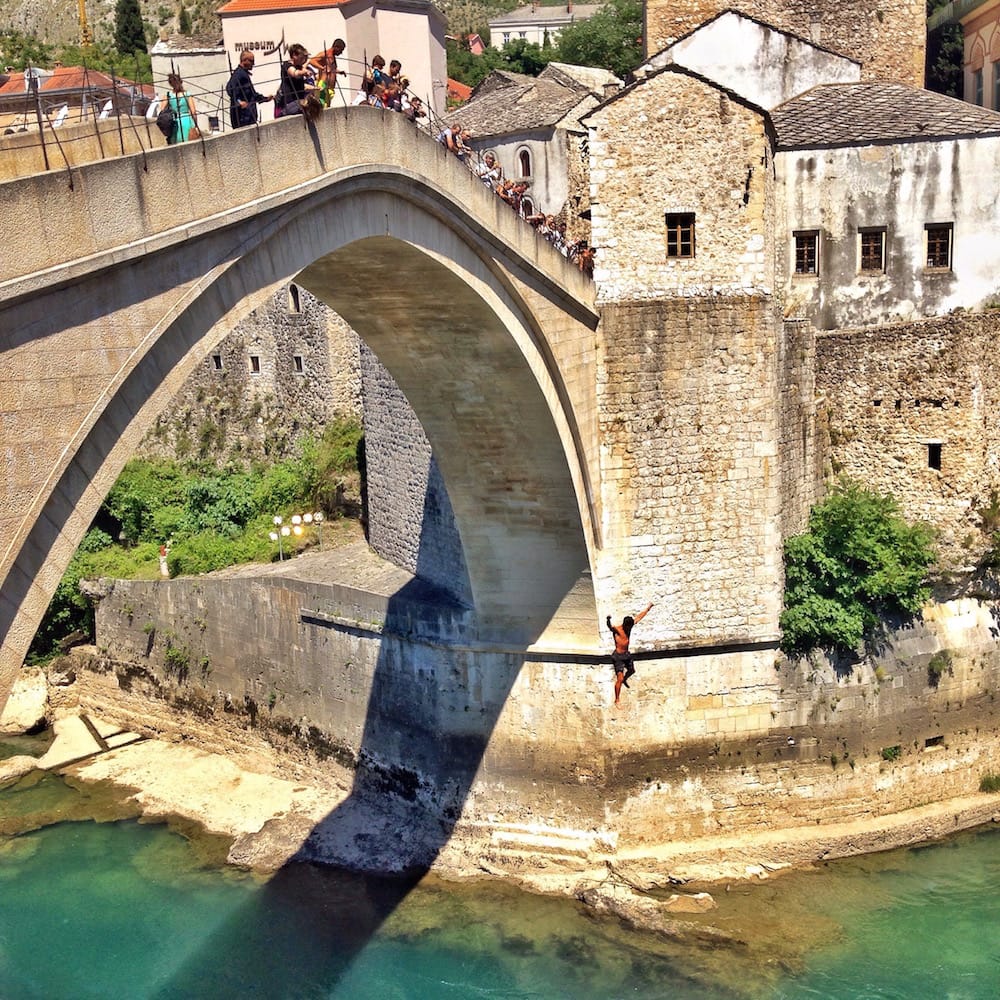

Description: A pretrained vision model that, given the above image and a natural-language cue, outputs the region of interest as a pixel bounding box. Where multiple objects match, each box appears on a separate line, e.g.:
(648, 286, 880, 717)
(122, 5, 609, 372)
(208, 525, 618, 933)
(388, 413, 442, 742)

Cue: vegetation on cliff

(780, 480, 936, 655)
(28, 417, 363, 662)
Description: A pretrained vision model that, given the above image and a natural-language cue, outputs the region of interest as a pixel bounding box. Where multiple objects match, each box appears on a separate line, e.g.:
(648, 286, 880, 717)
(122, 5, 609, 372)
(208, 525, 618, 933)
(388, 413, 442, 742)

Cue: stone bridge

(0, 108, 608, 700)
(1, 103, 796, 718)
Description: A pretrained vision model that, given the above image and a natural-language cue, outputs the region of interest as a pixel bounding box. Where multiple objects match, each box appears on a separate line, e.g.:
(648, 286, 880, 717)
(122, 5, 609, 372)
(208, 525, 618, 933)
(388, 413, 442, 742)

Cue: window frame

(994, 60, 1000, 110)
(792, 229, 819, 275)
(858, 226, 887, 274)
(249, 354, 261, 375)
(665, 211, 696, 260)
(517, 146, 532, 178)
(924, 222, 954, 271)
(974, 67, 984, 106)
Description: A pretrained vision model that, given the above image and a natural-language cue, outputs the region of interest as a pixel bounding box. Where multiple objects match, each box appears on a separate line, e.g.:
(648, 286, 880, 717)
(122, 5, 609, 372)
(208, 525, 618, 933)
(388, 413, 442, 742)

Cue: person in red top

(607, 603, 653, 705)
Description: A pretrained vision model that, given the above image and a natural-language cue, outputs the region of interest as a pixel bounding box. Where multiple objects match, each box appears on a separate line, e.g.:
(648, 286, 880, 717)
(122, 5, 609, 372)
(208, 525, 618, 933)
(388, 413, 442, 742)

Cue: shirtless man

(607, 603, 653, 705)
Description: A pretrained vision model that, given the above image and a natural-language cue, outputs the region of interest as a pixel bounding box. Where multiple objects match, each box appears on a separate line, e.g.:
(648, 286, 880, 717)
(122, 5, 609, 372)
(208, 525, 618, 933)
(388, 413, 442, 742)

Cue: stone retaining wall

(88, 571, 1000, 868)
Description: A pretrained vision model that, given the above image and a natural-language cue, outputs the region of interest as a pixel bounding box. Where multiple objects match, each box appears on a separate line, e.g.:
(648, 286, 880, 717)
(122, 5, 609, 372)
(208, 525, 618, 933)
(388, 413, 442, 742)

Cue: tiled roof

(443, 68, 595, 137)
(447, 78, 472, 102)
(150, 33, 224, 52)
(771, 82, 1000, 149)
(218, 0, 349, 14)
(489, 3, 599, 26)
(0, 66, 153, 98)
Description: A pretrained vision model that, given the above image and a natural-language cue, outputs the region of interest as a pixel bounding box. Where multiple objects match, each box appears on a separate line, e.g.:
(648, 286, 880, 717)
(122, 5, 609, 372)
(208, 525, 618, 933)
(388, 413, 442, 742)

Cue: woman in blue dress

(159, 72, 197, 143)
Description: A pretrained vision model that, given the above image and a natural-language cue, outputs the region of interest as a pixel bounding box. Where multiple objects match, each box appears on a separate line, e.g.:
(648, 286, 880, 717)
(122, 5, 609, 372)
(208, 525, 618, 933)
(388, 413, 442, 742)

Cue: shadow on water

(153, 479, 572, 999)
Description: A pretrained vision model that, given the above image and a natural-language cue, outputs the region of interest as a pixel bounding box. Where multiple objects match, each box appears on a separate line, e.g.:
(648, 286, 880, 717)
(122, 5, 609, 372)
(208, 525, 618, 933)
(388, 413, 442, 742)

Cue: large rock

(0, 755, 39, 786)
(0, 668, 48, 734)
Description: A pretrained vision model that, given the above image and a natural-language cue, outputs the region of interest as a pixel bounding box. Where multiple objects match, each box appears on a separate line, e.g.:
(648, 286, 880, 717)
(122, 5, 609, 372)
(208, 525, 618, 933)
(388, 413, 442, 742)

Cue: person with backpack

(157, 72, 197, 144)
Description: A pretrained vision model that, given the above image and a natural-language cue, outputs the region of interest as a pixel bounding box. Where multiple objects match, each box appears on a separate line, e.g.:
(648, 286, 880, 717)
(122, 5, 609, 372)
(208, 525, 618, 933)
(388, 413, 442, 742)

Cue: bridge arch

(0, 135, 602, 689)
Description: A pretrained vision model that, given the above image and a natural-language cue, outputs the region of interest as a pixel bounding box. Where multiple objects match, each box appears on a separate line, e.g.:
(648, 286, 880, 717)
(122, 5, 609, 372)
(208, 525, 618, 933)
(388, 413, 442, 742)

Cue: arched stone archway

(0, 141, 601, 697)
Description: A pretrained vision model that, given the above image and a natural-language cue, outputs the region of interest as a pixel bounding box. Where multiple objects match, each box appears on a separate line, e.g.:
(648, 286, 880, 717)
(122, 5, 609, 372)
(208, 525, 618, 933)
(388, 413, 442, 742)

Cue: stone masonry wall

(596, 296, 784, 643)
(359, 344, 473, 606)
(588, 70, 773, 302)
(645, 0, 926, 87)
(140, 283, 362, 465)
(816, 312, 1000, 568)
(87, 572, 1000, 867)
(778, 318, 819, 540)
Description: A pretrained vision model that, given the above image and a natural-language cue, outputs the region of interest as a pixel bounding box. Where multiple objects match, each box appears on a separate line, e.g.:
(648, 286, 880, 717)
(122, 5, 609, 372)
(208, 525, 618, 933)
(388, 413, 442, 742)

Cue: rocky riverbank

(4, 655, 1000, 939)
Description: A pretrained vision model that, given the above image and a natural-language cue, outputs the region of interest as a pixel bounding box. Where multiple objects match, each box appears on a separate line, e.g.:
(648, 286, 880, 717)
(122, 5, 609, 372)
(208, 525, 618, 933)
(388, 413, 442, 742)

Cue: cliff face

(0, 0, 221, 53)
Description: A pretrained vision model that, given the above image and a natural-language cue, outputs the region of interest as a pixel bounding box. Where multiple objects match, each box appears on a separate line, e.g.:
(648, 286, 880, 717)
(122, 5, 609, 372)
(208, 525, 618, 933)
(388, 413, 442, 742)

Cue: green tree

(446, 37, 503, 89)
(926, 0, 963, 98)
(555, 0, 643, 79)
(115, 0, 148, 55)
(0, 30, 54, 70)
(779, 480, 936, 654)
(498, 38, 553, 76)
(178, 5, 192, 35)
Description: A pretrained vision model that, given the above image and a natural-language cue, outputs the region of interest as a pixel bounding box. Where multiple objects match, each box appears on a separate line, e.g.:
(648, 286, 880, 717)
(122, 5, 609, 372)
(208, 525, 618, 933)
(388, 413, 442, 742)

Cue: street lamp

(272, 516, 284, 560)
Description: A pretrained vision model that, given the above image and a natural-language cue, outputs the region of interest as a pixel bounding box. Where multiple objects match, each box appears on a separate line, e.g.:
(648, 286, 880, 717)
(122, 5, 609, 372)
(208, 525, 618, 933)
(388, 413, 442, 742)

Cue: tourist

(607, 603, 653, 705)
(402, 94, 426, 123)
(475, 151, 500, 189)
(158, 72, 196, 144)
(275, 43, 317, 117)
(309, 39, 347, 108)
(436, 122, 462, 154)
(226, 50, 272, 129)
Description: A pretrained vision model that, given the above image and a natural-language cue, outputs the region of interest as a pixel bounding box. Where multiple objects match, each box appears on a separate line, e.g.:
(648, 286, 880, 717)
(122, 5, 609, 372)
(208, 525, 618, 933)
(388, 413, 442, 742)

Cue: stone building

(584, 10, 1000, 568)
(644, 0, 927, 87)
(140, 283, 362, 466)
(487, 4, 600, 49)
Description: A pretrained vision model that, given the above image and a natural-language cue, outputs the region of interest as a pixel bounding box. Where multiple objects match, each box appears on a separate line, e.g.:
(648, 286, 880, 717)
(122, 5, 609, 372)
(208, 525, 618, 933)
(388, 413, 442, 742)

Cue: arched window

(287, 283, 301, 314)
(518, 147, 531, 178)
(521, 197, 534, 217)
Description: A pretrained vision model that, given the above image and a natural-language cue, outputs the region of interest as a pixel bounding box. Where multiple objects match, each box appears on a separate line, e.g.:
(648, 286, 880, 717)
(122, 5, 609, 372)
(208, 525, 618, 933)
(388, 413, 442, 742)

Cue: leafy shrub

(979, 773, 1000, 793)
(780, 479, 936, 654)
(881, 745, 902, 762)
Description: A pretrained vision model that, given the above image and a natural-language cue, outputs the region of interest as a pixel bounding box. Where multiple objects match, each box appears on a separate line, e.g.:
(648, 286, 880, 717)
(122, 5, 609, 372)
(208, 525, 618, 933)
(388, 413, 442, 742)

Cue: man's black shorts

(611, 651, 633, 674)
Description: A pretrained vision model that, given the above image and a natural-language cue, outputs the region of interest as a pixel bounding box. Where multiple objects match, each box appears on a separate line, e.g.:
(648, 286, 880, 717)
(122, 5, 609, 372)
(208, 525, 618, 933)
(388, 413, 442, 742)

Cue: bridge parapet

(0, 107, 594, 314)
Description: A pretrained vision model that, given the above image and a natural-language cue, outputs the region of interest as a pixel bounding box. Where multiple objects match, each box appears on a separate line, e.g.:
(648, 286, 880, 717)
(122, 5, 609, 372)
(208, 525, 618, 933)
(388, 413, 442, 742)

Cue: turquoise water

(1, 763, 999, 998)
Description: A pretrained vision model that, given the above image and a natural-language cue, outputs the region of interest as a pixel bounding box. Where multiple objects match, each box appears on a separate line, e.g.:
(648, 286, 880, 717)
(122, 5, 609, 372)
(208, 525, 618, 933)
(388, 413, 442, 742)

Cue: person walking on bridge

(607, 603, 653, 705)
(227, 51, 272, 129)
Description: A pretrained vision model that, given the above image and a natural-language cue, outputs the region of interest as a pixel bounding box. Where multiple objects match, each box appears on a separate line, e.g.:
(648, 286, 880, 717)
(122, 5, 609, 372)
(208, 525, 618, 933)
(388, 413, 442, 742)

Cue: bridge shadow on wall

(154, 473, 580, 998)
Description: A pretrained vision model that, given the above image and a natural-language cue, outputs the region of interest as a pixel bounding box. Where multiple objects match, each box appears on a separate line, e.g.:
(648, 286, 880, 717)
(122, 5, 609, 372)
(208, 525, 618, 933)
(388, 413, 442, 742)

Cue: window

(211, 354, 223, 371)
(288, 284, 301, 314)
(925, 223, 953, 269)
(974, 68, 984, 106)
(858, 227, 886, 273)
(293, 355, 304, 373)
(520, 196, 534, 217)
(249, 355, 261, 374)
(994, 61, 1000, 110)
(665, 212, 695, 259)
(793, 230, 819, 274)
(517, 147, 531, 177)
(503, 32, 510, 44)
(927, 442, 942, 470)
(519, 31, 526, 39)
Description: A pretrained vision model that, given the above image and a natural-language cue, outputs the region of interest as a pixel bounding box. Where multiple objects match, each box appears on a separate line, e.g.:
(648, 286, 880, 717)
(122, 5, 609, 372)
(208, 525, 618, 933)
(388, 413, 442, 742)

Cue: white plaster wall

(647, 10, 861, 110)
(150, 50, 231, 132)
(477, 129, 570, 217)
(375, 6, 448, 113)
(778, 136, 1000, 330)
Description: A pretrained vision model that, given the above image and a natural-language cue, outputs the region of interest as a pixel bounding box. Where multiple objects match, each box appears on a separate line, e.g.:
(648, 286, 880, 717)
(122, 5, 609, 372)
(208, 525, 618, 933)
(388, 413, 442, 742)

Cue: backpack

(155, 104, 176, 138)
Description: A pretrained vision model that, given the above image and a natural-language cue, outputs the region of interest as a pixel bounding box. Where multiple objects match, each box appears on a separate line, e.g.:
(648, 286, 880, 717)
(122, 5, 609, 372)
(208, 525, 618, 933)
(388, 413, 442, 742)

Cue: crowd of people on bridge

(209, 39, 592, 275)
(435, 128, 594, 275)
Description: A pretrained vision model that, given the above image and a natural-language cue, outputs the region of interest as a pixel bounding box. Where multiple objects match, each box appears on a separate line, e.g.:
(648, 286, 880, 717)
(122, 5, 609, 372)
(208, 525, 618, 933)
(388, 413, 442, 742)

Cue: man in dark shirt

(227, 50, 271, 129)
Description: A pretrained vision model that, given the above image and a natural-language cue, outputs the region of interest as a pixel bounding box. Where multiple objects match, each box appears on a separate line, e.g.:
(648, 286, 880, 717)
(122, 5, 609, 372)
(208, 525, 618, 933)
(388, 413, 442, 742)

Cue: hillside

(0, 0, 221, 55)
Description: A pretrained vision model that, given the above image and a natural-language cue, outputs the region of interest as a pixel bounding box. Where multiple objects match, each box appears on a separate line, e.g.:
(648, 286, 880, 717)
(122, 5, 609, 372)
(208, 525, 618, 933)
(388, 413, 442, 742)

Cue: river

(1, 735, 998, 999)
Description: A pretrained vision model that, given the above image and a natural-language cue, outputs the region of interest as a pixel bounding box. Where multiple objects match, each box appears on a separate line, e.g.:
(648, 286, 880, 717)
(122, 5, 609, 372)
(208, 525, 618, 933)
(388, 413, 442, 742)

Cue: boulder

(0, 668, 48, 734)
(577, 883, 730, 943)
(0, 755, 39, 786)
